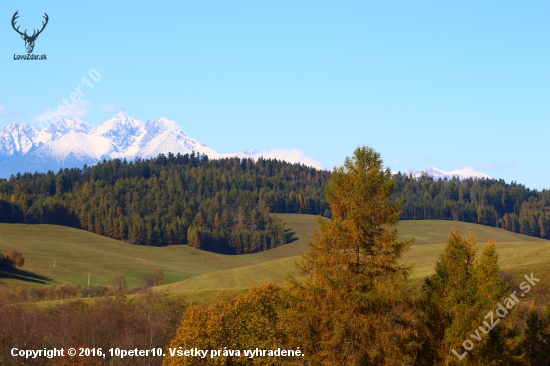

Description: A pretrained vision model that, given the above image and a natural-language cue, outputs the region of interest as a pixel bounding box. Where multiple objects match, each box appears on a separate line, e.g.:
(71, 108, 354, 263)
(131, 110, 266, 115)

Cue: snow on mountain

(246, 148, 324, 169)
(242, 149, 258, 156)
(0, 121, 40, 160)
(0, 112, 260, 177)
(404, 166, 492, 180)
(33, 132, 115, 162)
(92, 111, 146, 155)
(137, 117, 220, 159)
(35, 118, 94, 144)
(0, 113, 494, 180)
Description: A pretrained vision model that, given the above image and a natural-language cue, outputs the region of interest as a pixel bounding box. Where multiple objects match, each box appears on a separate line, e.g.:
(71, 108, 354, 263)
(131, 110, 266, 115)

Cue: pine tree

(473, 239, 511, 364)
(285, 146, 415, 365)
(421, 230, 510, 365)
(519, 303, 549, 366)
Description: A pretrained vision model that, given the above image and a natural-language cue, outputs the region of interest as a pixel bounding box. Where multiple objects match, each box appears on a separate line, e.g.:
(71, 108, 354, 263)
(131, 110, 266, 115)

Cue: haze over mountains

(0, 111, 491, 180)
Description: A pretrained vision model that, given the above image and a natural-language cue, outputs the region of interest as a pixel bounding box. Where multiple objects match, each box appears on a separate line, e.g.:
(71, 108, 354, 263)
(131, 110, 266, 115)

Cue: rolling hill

(2, 215, 549, 304)
(160, 216, 550, 294)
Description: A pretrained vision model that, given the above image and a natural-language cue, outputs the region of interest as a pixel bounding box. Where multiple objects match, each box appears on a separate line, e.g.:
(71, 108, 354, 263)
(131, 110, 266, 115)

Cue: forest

(0, 152, 548, 256)
(0, 153, 329, 254)
(394, 173, 550, 239)
(1, 147, 549, 365)
(160, 147, 549, 365)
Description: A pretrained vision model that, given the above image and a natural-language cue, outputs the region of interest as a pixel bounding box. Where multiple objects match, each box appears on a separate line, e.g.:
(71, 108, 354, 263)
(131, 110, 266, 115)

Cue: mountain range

(0, 111, 492, 180)
(0, 111, 257, 177)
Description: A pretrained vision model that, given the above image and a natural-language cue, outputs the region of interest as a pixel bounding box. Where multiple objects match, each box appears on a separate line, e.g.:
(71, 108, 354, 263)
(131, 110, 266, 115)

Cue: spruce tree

(474, 239, 512, 364)
(519, 303, 549, 366)
(421, 230, 510, 365)
(285, 146, 415, 365)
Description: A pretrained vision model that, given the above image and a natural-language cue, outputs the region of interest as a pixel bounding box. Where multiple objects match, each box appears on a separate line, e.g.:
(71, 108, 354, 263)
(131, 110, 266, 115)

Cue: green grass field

(160, 217, 550, 296)
(1, 215, 549, 305)
(0, 214, 316, 289)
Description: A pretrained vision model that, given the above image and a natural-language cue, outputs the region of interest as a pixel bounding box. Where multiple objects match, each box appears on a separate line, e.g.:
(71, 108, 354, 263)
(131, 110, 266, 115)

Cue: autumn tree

(143, 267, 164, 288)
(164, 283, 288, 366)
(110, 273, 127, 293)
(154, 266, 164, 286)
(420, 230, 511, 365)
(1, 249, 25, 268)
(285, 146, 416, 365)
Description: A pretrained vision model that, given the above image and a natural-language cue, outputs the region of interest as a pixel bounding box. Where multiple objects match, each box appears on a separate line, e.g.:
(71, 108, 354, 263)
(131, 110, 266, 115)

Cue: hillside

(2, 215, 548, 300)
(0, 215, 314, 289)
(160, 216, 550, 294)
(0, 155, 329, 254)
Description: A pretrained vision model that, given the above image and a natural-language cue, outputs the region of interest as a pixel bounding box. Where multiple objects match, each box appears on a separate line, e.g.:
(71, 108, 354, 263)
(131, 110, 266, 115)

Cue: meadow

(1, 214, 549, 305)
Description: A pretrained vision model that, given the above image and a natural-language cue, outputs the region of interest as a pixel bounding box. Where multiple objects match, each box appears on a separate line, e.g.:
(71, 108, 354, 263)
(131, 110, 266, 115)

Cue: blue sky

(0, 1, 548, 189)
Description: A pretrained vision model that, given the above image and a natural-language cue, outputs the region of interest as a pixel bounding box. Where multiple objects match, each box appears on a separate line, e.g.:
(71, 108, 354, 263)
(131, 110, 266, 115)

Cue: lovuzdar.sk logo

(12, 10, 48, 60)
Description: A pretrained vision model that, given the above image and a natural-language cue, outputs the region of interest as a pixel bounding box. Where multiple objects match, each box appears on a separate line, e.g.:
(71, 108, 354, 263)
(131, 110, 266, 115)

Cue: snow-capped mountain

(403, 166, 492, 180)
(0, 111, 255, 177)
(0, 114, 492, 179)
(0, 121, 40, 159)
(91, 112, 145, 154)
(36, 118, 94, 144)
(136, 117, 220, 159)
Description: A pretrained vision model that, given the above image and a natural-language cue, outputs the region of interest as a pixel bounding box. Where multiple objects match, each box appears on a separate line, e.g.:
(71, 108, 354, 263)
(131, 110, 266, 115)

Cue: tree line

(0, 152, 548, 255)
(393, 172, 550, 239)
(0, 153, 329, 254)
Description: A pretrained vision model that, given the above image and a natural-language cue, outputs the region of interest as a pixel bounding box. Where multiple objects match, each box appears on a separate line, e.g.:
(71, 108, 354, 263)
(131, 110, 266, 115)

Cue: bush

(1, 249, 25, 268)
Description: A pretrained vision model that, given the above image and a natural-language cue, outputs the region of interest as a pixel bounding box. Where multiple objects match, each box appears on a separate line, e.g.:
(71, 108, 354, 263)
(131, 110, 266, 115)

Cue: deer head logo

(12, 11, 49, 54)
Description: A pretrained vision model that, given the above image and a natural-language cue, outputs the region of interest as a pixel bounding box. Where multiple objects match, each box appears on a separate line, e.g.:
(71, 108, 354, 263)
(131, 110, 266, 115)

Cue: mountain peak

(0, 113, 320, 176)
(5, 120, 31, 130)
(145, 117, 182, 132)
(49, 117, 93, 132)
(35, 117, 93, 145)
(92, 113, 145, 152)
(0, 121, 39, 158)
(243, 149, 257, 156)
(404, 166, 492, 180)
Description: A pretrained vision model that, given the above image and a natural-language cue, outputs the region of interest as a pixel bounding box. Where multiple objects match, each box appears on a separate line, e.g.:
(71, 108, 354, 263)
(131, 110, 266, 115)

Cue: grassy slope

(2, 216, 549, 304)
(400, 220, 550, 287)
(0, 215, 314, 289)
(159, 216, 550, 295)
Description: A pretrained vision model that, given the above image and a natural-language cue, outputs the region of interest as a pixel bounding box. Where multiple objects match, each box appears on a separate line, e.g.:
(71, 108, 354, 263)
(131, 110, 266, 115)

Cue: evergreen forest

(0, 153, 548, 255)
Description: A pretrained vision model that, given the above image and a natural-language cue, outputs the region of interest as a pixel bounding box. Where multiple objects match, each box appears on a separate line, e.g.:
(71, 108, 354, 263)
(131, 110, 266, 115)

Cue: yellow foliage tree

(284, 146, 416, 365)
(154, 266, 164, 286)
(3, 249, 25, 268)
(164, 283, 289, 366)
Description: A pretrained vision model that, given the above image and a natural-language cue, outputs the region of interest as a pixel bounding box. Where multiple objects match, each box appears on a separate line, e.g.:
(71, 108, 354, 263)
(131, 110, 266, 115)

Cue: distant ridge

(403, 166, 492, 180)
(0, 111, 262, 177)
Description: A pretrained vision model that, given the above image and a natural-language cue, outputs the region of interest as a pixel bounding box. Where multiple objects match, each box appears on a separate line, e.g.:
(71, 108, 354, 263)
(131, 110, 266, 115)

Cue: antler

(29, 13, 49, 39)
(11, 11, 27, 37)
